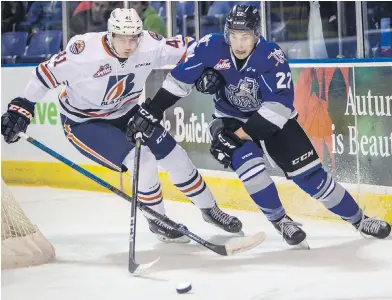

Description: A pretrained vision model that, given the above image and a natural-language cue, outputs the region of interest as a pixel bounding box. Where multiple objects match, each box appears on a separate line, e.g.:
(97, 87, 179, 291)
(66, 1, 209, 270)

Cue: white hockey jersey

(24, 31, 195, 123)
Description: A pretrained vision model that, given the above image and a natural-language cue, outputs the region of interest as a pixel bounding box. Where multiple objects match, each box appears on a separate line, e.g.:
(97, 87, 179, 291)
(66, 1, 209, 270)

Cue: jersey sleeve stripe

(44, 62, 60, 86)
(35, 67, 50, 89)
(177, 38, 196, 64)
(39, 63, 57, 88)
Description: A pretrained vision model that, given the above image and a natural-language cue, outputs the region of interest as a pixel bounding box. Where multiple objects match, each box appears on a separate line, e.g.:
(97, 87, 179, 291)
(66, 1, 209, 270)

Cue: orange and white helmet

(108, 8, 143, 36)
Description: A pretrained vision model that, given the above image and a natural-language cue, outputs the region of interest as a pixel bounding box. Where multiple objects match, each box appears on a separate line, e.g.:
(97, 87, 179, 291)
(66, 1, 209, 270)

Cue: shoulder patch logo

(197, 34, 212, 47)
(70, 40, 85, 54)
(148, 31, 163, 41)
(267, 48, 286, 66)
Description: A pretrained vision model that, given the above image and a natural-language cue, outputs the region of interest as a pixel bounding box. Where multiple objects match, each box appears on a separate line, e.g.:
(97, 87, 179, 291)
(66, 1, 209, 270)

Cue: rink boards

(1, 61, 392, 223)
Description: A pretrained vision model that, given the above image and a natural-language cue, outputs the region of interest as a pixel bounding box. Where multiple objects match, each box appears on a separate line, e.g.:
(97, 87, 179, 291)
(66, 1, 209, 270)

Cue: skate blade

(235, 230, 245, 237)
(292, 240, 310, 250)
(156, 234, 191, 244)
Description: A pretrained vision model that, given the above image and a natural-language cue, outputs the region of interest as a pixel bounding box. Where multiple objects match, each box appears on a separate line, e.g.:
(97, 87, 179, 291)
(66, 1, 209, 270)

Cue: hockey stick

(18, 133, 266, 258)
(128, 132, 160, 273)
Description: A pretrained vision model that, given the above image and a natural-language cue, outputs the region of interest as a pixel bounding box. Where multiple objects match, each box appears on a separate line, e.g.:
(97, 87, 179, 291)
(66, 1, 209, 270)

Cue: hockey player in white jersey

(1, 8, 242, 243)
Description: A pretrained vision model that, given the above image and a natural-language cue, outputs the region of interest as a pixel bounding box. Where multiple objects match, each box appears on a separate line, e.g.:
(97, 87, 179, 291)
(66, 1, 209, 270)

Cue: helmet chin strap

(107, 33, 123, 58)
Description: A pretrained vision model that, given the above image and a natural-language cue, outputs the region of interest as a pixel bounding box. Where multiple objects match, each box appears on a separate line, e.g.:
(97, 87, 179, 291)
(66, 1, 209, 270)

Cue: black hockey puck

(176, 282, 192, 294)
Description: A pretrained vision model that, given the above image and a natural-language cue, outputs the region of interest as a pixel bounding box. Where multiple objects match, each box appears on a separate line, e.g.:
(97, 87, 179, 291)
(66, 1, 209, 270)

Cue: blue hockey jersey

(163, 33, 296, 129)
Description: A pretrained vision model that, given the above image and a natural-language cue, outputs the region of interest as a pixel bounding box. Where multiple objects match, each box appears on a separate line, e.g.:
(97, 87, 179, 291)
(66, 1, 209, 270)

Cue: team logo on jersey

(214, 59, 231, 70)
(225, 77, 261, 112)
(93, 64, 112, 78)
(267, 48, 286, 66)
(101, 74, 137, 106)
(70, 40, 85, 54)
(148, 31, 163, 41)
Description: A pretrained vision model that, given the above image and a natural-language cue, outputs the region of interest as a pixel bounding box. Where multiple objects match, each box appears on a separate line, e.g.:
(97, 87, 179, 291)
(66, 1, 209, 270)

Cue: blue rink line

(1, 57, 392, 68)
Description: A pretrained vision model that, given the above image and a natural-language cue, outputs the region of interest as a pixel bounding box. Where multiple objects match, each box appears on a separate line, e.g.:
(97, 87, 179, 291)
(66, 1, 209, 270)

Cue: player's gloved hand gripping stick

(17, 132, 266, 274)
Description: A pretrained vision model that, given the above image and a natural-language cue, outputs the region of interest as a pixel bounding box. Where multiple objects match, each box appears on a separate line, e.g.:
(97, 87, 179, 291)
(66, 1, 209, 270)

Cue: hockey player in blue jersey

(126, 4, 391, 246)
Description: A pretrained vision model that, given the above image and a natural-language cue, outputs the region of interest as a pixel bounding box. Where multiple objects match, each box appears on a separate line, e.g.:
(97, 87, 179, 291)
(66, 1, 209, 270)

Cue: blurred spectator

(1, 1, 25, 33)
(365, 2, 392, 57)
(109, 2, 124, 10)
(73, 1, 93, 16)
(130, 1, 166, 37)
(72, 1, 122, 16)
(269, 1, 356, 59)
(69, 1, 110, 38)
(207, 2, 231, 16)
(207, 1, 255, 17)
(17, 1, 62, 34)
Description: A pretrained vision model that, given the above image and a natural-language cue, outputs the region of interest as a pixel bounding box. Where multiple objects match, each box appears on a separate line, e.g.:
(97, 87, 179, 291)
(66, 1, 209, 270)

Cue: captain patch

(148, 31, 163, 41)
(70, 40, 85, 54)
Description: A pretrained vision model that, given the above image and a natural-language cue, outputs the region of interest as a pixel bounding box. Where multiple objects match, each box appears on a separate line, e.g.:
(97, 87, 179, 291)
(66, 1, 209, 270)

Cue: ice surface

(2, 186, 392, 300)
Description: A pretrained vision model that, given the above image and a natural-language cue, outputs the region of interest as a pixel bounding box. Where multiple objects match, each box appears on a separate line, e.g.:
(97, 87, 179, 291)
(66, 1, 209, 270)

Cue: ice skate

(272, 215, 309, 249)
(353, 215, 391, 239)
(148, 218, 191, 243)
(201, 205, 243, 234)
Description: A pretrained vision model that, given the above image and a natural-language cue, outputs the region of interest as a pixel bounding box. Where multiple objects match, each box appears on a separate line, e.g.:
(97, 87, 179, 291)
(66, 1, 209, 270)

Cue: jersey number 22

(276, 72, 292, 89)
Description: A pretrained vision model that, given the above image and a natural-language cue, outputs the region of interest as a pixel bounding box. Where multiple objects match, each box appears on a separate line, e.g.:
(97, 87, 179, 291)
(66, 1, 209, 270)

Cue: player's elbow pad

(242, 112, 282, 141)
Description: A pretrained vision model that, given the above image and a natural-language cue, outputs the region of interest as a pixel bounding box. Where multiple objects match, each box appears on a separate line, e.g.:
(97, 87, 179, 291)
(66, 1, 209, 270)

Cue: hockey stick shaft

(129, 133, 142, 273)
(17, 132, 244, 256)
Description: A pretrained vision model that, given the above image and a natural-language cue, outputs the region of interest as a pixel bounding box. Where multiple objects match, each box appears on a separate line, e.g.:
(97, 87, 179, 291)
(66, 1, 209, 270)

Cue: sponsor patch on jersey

(135, 62, 151, 68)
(148, 31, 163, 41)
(93, 63, 112, 78)
(214, 59, 231, 70)
(70, 40, 85, 54)
(267, 48, 287, 66)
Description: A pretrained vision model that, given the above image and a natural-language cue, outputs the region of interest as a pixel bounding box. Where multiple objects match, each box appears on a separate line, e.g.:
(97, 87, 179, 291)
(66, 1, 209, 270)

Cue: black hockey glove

(195, 68, 226, 95)
(210, 129, 244, 169)
(126, 98, 163, 145)
(1, 97, 35, 144)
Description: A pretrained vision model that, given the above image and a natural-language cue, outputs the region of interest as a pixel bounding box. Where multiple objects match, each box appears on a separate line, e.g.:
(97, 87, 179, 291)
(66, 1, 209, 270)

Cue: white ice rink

(2, 186, 392, 300)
